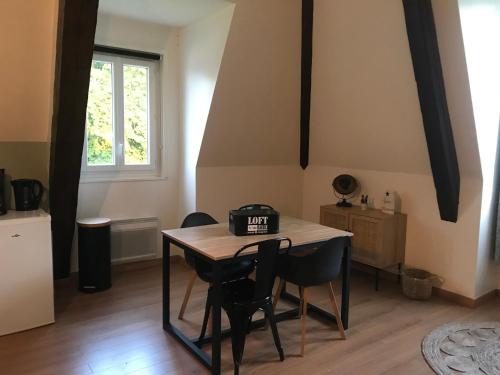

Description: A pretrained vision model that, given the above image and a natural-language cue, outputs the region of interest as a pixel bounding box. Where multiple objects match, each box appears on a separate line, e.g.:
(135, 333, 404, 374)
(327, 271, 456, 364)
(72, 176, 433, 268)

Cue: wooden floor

(1, 258, 499, 375)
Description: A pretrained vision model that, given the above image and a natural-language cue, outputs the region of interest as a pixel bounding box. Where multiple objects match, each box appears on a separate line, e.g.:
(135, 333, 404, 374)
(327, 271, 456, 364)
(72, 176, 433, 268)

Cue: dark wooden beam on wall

(94, 44, 161, 61)
(300, 0, 314, 170)
(402, 0, 460, 222)
(49, 0, 99, 278)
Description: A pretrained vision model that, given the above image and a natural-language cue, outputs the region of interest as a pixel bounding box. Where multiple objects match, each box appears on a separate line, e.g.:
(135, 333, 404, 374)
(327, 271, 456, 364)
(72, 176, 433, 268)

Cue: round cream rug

(422, 322, 500, 374)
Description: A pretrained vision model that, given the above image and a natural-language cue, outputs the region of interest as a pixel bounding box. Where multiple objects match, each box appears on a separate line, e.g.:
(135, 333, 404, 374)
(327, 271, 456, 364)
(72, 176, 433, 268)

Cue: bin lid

(77, 217, 111, 228)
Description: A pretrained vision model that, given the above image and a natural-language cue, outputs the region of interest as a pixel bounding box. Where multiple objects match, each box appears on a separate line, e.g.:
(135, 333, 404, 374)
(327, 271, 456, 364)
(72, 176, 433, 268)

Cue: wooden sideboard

(320, 204, 407, 273)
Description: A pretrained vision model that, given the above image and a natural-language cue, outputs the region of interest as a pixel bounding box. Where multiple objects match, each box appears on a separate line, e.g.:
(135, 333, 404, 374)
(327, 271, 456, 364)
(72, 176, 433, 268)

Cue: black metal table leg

(341, 244, 351, 329)
(163, 236, 170, 329)
(162, 236, 212, 370)
(211, 262, 223, 375)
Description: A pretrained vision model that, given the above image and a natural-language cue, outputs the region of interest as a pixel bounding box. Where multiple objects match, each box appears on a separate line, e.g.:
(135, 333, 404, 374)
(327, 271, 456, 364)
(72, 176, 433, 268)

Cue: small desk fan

(332, 175, 358, 207)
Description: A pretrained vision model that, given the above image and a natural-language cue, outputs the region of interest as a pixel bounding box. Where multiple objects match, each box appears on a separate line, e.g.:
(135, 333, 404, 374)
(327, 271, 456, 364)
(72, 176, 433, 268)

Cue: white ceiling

(98, 0, 232, 27)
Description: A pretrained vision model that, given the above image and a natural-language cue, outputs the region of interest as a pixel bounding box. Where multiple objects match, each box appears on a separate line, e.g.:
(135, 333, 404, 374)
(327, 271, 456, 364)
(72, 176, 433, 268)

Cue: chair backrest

(234, 237, 291, 301)
(181, 212, 218, 269)
(181, 212, 218, 228)
(282, 236, 349, 287)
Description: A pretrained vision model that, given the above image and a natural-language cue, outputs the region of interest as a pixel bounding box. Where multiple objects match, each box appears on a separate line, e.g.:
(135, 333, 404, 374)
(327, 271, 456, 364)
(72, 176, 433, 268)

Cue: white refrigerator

(0, 210, 55, 336)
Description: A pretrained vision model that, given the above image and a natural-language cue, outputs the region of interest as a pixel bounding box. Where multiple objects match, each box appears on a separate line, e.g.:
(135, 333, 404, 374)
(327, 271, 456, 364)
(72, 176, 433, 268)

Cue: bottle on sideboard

(382, 191, 397, 215)
(0, 169, 7, 215)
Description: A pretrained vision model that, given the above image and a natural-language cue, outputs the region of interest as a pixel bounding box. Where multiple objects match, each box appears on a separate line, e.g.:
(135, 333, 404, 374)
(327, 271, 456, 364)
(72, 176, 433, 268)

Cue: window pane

(86, 61, 114, 166)
(123, 65, 149, 165)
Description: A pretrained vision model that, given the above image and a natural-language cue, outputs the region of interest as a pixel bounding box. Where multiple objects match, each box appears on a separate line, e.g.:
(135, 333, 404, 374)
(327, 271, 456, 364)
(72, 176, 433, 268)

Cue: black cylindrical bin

(77, 218, 111, 292)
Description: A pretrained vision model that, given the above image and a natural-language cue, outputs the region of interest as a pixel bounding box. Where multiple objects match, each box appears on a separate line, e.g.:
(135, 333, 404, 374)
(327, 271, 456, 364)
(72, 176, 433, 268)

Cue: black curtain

(49, 0, 99, 279)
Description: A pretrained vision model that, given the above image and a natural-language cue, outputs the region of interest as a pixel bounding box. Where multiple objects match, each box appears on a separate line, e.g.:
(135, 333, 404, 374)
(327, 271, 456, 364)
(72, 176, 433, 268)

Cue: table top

(162, 216, 353, 261)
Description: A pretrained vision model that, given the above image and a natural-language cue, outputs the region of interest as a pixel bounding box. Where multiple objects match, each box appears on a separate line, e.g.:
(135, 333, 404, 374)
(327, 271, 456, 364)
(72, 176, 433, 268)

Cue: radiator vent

(110, 217, 159, 264)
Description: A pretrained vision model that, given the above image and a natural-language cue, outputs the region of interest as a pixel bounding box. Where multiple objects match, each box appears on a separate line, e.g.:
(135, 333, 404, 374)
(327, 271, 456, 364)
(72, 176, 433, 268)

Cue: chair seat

(197, 259, 255, 284)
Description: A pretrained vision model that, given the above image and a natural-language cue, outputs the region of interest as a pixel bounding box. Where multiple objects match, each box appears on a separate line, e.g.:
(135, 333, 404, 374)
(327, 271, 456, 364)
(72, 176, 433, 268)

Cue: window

(82, 52, 160, 180)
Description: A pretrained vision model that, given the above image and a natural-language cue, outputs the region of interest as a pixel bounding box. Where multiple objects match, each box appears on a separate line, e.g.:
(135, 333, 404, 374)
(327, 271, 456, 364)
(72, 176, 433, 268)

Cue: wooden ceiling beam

(49, 0, 99, 278)
(402, 0, 460, 222)
(300, 0, 314, 170)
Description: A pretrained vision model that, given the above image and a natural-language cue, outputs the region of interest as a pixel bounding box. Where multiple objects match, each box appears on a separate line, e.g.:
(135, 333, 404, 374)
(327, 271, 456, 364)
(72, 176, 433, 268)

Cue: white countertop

(0, 210, 51, 226)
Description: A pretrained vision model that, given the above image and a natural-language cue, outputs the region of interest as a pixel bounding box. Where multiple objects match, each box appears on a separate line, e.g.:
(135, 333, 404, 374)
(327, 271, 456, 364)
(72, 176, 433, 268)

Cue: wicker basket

(401, 268, 437, 300)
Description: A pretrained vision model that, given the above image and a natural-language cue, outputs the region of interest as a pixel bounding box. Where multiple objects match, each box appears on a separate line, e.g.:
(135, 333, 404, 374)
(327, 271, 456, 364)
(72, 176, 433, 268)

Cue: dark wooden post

(402, 0, 460, 222)
(300, 0, 314, 170)
(49, 0, 99, 278)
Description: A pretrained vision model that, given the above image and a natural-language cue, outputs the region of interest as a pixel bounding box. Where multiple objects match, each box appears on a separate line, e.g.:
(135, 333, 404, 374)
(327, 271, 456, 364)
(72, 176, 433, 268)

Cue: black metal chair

(273, 236, 349, 356)
(178, 212, 255, 320)
(200, 237, 291, 375)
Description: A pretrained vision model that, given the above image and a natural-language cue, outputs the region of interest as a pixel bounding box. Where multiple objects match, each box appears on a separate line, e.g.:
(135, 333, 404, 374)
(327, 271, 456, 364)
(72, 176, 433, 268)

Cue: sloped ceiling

(310, 0, 429, 174)
(198, 0, 301, 167)
(309, 0, 480, 178)
(198, 0, 479, 178)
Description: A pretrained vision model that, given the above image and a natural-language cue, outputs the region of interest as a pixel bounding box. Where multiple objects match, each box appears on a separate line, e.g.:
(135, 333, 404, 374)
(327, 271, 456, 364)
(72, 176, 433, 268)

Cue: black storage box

(229, 204, 280, 236)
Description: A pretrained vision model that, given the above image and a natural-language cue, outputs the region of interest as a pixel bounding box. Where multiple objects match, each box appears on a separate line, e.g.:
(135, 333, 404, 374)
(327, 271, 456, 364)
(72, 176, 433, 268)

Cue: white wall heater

(110, 217, 160, 264)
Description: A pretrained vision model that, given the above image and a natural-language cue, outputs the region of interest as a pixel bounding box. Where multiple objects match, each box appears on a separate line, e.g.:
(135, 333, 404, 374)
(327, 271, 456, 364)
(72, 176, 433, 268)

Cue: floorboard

(0, 258, 498, 374)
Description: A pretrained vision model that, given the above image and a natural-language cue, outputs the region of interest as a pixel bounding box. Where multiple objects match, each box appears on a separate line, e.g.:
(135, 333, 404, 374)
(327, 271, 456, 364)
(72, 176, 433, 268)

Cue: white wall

(198, 0, 301, 167)
(0, 0, 58, 142)
(458, 0, 500, 296)
(74, 14, 181, 267)
(310, 0, 428, 174)
(0, 0, 57, 197)
(196, 0, 303, 219)
(197, 166, 303, 222)
(310, 0, 480, 177)
(178, 5, 235, 221)
(303, 0, 483, 298)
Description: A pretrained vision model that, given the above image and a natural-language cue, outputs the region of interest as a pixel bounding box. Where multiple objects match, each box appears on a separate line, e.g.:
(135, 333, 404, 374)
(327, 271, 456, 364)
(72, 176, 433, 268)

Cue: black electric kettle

(11, 179, 44, 211)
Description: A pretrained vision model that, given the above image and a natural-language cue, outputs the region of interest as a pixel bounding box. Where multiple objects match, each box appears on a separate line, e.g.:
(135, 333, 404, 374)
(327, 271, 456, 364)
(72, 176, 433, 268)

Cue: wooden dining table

(162, 216, 353, 375)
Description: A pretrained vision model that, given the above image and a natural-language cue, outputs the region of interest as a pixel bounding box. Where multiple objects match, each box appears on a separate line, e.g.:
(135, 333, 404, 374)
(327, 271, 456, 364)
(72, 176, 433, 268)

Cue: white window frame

(81, 52, 161, 182)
